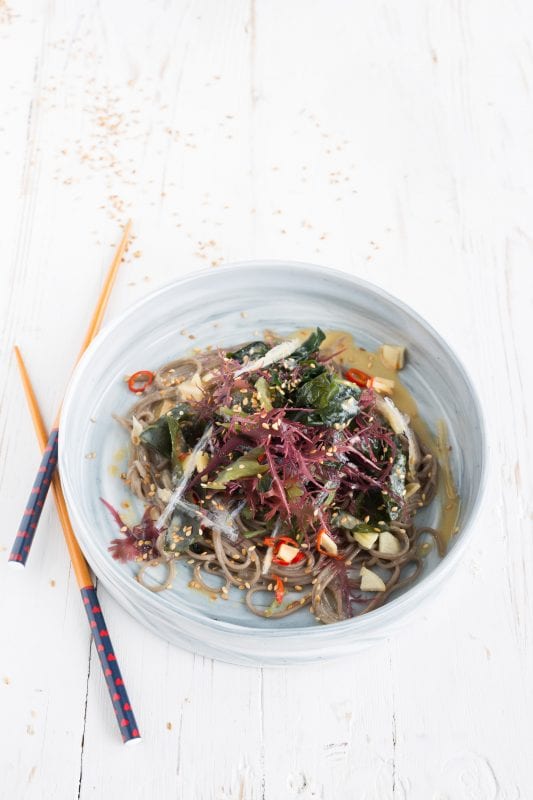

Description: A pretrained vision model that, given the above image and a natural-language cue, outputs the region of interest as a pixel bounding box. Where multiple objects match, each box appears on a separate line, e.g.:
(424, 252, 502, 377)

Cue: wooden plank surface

(1, 1, 532, 798)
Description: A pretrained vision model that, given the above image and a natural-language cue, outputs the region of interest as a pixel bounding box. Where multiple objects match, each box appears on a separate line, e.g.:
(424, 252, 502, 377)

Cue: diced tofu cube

(371, 376, 395, 395)
(319, 532, 338, 556)
(353, 531, 379, 549)
(360, 565, 386, 592)
(276, 543, 300, 564)
(380, 345, 406, 371)
(378, 531, 401, 555)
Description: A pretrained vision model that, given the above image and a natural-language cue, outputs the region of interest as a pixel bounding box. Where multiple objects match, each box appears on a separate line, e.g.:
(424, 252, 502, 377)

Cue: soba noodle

(105, 330, 448, 624)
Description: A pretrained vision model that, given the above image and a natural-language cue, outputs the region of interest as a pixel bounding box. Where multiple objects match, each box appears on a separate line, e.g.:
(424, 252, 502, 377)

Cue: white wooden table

(1, 1, 532, 797)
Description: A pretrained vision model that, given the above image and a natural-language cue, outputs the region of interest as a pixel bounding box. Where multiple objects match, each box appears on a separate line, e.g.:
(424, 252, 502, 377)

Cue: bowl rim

(60, 259, 488, 639)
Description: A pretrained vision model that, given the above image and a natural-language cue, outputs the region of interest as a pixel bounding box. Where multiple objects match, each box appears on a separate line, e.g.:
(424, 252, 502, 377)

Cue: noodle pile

(107, 332, 440, 624)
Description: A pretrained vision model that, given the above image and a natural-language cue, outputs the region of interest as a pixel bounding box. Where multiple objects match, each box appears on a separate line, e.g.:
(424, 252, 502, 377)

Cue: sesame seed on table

(0, 1, 532, 798)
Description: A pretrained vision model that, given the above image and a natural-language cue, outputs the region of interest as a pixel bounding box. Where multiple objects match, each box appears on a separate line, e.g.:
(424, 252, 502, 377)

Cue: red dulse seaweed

(101, 498, 159, 563)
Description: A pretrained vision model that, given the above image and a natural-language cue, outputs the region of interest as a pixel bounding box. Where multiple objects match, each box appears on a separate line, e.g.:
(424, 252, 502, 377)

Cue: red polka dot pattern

(9, 427, 59, 566)
(80, 585, 140, 743)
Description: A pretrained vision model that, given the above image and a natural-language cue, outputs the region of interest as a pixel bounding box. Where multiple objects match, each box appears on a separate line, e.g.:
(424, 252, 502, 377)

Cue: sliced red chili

(128, 370, 155, 394)
(274, 575, 285, 604)
(345, 368, 372, 388)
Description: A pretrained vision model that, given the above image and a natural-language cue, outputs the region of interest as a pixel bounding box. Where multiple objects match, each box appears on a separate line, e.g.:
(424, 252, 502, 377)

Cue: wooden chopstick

(13, 347, 141, 744)
(77, 219, 132, 357)
(9, 221, 132, 567)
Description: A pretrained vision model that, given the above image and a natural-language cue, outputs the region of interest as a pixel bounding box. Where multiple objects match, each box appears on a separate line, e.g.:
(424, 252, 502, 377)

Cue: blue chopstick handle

(80, 585, 141, 743)
(10, 427, 59, 566)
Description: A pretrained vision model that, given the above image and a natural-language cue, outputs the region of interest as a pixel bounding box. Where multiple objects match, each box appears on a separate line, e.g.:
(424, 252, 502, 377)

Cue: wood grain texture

(1, 0, 532, 797)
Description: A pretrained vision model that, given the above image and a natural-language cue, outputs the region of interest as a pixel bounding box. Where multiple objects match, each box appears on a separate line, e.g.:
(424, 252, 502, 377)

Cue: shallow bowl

(60, 261, 486, 666)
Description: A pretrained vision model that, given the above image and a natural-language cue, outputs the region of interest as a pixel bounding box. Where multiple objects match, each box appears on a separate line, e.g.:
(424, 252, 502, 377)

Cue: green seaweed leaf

(291, 327, 326, 362)
(293, 373, 360, 426)
(227, 341, 269, 363)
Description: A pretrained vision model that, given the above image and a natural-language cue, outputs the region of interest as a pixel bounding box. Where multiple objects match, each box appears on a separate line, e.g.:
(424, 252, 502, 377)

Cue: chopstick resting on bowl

(9, 221, 132, 567)
(12, 347, 141, 744)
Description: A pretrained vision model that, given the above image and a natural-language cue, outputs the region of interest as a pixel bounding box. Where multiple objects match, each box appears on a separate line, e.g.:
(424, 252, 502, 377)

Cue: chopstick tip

(124, 736, 143, 747)
(7, 559, 25, 571)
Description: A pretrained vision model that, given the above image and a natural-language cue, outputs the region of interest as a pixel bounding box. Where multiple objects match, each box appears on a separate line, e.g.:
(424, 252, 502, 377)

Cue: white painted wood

(1, 0, 532, 797)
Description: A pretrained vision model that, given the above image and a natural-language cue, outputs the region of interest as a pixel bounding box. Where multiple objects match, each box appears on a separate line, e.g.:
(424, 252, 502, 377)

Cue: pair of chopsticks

(10, 221, 131, 567)
(10, 222, 141, 744)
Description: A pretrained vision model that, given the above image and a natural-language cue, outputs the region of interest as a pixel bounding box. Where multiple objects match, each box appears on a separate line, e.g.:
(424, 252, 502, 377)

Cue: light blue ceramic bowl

(60, 261, 486, 666)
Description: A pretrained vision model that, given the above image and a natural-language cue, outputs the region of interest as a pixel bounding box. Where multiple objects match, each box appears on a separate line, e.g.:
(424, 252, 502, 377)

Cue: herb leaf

(205, 447, 268, 489)
(291, 327, 326, 362)
(254, 377, 273, 411)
